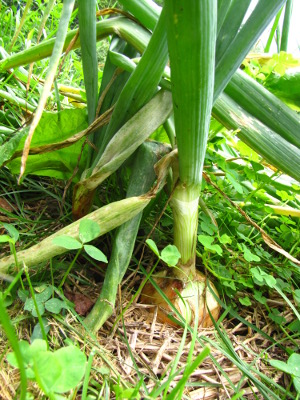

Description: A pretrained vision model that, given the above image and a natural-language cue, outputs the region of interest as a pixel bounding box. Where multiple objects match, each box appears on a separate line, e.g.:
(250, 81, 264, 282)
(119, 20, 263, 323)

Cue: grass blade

(19, 0, 75, 181)
(280, 0, 293, 51)
(166, 347, 211, 400)
(264, 7, 284, 53)
(0, 296, 27, 399)
(9, 0, 33, 51)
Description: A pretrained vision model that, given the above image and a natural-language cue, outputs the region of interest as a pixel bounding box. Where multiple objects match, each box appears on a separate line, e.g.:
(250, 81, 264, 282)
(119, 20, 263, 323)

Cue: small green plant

(145, 239, 181, 267)
(270, 353, 300, 396)
(0, 222, 20, 270)
(52, 218, 108, 288)
(18, 285, 69, 318)
(7, 339, 86, 400)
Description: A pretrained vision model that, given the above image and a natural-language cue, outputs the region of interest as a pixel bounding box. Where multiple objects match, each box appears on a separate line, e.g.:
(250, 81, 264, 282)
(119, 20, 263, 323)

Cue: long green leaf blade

(91, 37, 138, 159)
(119, 0, 161, 31)
(78, 0, 98, 166)
(94, 6, 169, 163)
(217, 0, 233, 34)
(72, 90, 172, 218)
(0, 17, 150, 72)
(214, 0, 287, 101)
(280, 0, 293, 51)
(19, 0, 75, 180)
(165, 0, 217, 186)
(216, 0, 251, 62)
(78, 0, 98, 125)
(224, 69, 300, 148)
(213, 92, 300, 182)
(84, 141, 168, 332)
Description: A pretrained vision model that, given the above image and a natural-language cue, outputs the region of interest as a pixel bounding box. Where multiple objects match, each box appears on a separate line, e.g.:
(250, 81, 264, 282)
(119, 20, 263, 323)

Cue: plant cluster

(0, 0, 300, 399)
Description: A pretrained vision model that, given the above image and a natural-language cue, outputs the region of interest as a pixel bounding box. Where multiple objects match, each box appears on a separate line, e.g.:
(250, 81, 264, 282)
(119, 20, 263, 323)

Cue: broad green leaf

(52, 236, 82, 250)
(7, 339, 48, 381)
(27, 301, 45, 318)
(251, 267, 277, 288)
(219, 234, 232, 245)
(200, 220, 217, 235)
(270, 359, 295, 375)
(79, 219, 101, 244)
(288, 353, 300, 377)
(239, 296, 252, 306)
(36, 286, 53, 303)
(34, 351, 62, 393)
(0, 235, 14, 243)
(146, 239, 160, 257)
(7, 108, 88, 182)
(294, 289, 300, 306)
(292, 377, 300, 393)
(2, 223, 19, 243)
(276, 190, 294, 201)
(50, 346, 86, 393)
(226, 172, 243, 194)
(253, 290, 267, 305)
(0, 130, 25, 166)
(268, 309, 286, 325)
(198, 235, 223, 256)
(271, 353, 300, 393)
(6, 340, 32, 369)
(84, 245, 108, 263)
(18, 289, 29, 302)
(242, 244, 260, 262)
(45, 298, 66, 314)
(265, 68, 300, 109)
(31, 319, 50, 342)
(161, 245, 181, 267)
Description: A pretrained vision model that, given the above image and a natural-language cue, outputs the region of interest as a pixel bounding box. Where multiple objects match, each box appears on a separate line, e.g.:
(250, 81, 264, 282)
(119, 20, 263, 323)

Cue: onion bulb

(140, 270, 220, 328)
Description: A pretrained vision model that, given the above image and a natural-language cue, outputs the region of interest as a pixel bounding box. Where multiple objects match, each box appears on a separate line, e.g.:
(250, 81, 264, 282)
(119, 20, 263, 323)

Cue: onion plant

(0, 0, 299, 331)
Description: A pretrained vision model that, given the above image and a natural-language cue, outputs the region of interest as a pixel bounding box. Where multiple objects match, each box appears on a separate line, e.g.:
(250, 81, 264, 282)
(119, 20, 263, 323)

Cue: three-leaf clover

(53, 219, 107, 263)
